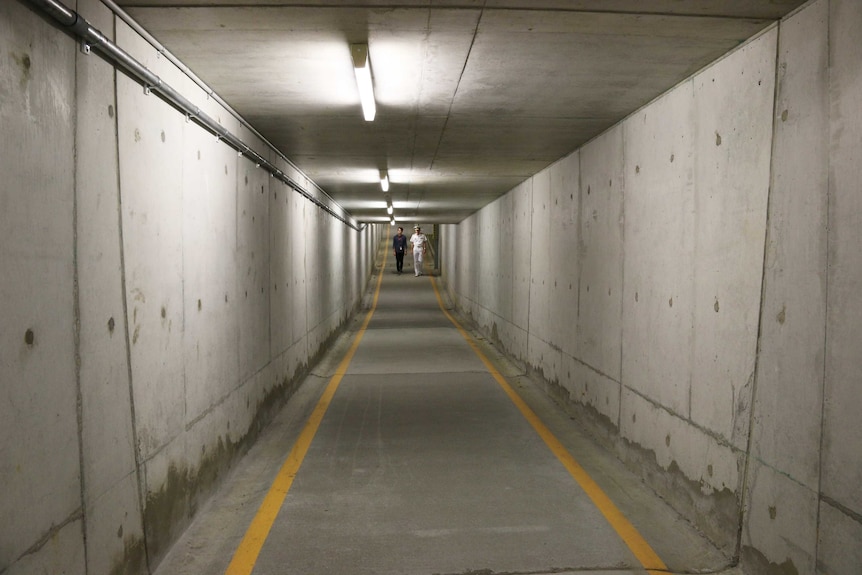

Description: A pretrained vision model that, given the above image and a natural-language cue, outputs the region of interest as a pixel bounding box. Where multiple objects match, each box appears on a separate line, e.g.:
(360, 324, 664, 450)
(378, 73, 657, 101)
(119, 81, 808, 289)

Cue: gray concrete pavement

(153, 253, 731, 575)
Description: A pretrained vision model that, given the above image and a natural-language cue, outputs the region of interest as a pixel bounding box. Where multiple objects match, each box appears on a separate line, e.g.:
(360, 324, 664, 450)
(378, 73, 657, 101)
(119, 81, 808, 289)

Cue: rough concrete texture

(0, 2, 84, 573)
(75, 2, 147, 574)
(441, 0, 862, 572)
(745, 1, 829, 573)
(0, 2, 379, 573)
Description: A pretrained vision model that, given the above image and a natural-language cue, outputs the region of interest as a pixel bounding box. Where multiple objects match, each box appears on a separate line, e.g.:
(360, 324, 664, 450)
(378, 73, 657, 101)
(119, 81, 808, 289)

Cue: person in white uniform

(409, 225, 428, 277)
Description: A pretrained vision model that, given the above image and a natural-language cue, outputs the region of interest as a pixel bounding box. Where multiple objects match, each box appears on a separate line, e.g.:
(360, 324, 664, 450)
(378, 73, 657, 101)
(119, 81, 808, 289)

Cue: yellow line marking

(225, 249, 387, 575)
(429, 278, 668, 575)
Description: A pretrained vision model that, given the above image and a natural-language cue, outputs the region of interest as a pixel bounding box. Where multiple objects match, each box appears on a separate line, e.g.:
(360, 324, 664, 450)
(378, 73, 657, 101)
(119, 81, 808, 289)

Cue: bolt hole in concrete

(25, 329, 35, 345)
(108, 317, 115, 333)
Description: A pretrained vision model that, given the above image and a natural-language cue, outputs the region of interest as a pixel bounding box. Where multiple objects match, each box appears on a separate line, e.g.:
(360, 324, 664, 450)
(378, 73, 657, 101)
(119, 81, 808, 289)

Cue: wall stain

(741, 545, 799, 575)
(12, 51, 31, 87)
(108, 533, 146, 575)
(139, 313, 349, 571)
(522, 344, 742, 554)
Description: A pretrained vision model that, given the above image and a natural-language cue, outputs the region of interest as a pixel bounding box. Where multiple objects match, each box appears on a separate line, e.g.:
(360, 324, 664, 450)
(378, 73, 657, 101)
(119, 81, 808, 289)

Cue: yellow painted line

(225, 250, 387, 575)
(429, 278, 668, 575)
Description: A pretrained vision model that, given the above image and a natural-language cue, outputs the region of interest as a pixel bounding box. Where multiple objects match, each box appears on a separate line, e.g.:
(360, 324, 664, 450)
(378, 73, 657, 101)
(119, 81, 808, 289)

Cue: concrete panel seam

(623, 382, 745, 456)
(567, 353, 621, 387)
(815, 0, 833, 566)
(72, 46, 90, 572)
(12, 507, 84, 564)
(616, 122, 626, 433)
(736, 20, 783, 565)
(112, 22, 152, 568)
(820, 494, 862, 525)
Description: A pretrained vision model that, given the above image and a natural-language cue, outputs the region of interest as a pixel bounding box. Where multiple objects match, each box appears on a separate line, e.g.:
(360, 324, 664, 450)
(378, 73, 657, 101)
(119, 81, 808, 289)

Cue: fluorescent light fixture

(387, 205, 393, 215)
(350, 44, 376, 121)
(380, 170, 389, 192)
(390, 219, 395, 226)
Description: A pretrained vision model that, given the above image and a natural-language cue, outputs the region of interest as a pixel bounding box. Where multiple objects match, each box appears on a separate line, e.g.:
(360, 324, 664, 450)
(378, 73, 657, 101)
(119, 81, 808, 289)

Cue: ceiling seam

(429, 0, 486, 174)
(115, 4, 783, 21)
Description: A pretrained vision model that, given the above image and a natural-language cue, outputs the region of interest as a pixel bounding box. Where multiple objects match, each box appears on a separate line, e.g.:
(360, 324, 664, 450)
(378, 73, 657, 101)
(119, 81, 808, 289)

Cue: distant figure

(409, 225, 428, 277)
(392, 227, 407, 274)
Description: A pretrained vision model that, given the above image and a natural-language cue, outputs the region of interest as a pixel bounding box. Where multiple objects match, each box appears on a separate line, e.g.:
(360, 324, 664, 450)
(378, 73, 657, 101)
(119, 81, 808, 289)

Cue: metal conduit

(23, 0, 364, 232)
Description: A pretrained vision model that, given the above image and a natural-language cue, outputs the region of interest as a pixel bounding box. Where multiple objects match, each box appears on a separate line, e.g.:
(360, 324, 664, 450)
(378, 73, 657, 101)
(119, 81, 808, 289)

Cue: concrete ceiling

(116, 0, 807, 225)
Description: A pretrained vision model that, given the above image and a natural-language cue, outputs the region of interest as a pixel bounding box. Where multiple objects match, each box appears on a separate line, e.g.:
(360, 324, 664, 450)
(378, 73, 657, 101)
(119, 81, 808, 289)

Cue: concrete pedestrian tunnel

(154, 252, 730, 575)
(4, 1, 862, 574)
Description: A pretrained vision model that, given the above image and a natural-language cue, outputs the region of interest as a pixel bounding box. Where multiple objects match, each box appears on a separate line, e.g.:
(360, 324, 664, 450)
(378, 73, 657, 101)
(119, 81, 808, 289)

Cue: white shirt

(409, 233, 427, 252)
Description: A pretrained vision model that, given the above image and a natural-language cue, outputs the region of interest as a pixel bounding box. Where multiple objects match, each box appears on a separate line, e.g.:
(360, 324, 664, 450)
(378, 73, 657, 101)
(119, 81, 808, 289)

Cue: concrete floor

(153, 251, 736, 575)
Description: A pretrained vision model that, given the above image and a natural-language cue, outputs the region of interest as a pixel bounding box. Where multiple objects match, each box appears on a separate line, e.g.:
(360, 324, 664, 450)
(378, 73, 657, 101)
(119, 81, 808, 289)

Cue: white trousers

(413, 249, 423, 275)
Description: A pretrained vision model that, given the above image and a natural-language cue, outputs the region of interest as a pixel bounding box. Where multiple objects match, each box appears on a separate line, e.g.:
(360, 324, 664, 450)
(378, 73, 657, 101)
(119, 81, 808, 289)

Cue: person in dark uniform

(392, 226, 408, 274)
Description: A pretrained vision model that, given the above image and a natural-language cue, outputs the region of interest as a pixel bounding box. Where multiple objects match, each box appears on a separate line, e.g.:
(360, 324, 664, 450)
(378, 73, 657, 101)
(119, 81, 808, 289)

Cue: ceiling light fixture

(380, 170, 389, 192)
(387, 205, 393, 215)
(350, 44, 376, 122)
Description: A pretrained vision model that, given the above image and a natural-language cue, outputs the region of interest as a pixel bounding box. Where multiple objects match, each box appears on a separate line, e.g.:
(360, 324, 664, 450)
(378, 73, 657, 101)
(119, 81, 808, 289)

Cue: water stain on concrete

(12, 51, 30, 87)
(108, 533, 146, 575)
(741, 545, 799, 575)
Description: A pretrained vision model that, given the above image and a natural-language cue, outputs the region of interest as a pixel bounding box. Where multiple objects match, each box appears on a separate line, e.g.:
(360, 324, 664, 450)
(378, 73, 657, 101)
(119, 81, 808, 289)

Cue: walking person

(392, 226, 407, 274)
(409, 225, 428, 277)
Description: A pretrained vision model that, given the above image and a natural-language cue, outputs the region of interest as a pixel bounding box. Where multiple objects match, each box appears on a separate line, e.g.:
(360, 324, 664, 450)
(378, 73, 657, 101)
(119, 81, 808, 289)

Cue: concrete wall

(0, 1, 379, 573)
(441, 1, 861, 573)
